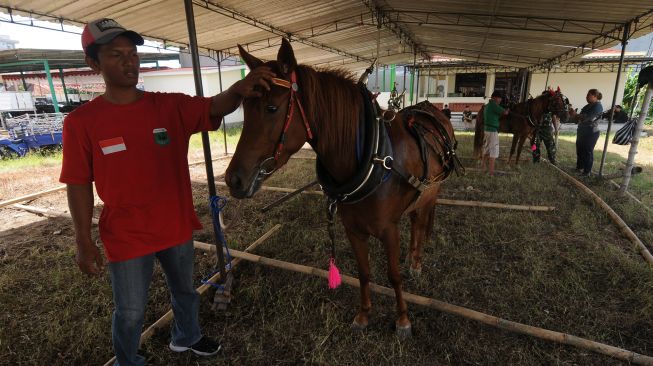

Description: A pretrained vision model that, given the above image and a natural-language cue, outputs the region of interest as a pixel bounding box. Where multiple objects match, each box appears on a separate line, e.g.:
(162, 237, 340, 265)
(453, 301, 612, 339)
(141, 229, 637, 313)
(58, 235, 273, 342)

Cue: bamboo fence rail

(548, 163, 653, 265)
(215, 182, 555, 211)
(0, 185, 66, 208)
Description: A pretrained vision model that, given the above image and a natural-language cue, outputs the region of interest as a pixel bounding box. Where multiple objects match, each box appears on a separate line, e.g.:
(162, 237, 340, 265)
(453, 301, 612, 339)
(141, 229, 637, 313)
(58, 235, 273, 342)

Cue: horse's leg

(515, 134, 528, 166)
(344, 228, 372, 331)
(381, 224, 412, 338)
(509, 134, 519, 167)
(406, 206, 435, 276)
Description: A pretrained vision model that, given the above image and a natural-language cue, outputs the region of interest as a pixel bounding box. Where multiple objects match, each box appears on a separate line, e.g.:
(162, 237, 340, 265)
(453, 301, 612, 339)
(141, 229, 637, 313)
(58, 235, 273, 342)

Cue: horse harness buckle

(373, 155, 393, 170)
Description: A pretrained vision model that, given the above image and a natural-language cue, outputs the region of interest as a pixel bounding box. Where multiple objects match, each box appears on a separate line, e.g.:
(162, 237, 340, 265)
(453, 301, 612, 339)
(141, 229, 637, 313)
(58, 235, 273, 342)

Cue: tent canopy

(1, 1, 651, 71)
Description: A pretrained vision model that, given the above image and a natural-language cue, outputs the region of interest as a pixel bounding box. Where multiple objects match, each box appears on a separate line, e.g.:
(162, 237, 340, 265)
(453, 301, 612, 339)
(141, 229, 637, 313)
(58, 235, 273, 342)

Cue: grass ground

(0, 127, 652, 365)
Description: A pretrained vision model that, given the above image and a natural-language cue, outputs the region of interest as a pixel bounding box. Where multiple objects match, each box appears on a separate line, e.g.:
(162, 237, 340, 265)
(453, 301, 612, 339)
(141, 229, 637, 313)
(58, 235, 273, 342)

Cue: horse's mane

(513, 93, 549, 116)
(295, 65, 360, 164)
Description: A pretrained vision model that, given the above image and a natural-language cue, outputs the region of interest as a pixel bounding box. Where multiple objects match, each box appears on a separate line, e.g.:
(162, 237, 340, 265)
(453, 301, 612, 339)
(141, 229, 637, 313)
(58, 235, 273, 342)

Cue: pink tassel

(531, 144, 537, 151)
(328, 257, 342, 289)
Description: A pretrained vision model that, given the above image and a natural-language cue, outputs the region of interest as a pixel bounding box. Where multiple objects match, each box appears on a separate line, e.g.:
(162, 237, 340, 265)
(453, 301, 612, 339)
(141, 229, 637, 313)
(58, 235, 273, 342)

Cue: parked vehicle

(0, 113, 64, 158)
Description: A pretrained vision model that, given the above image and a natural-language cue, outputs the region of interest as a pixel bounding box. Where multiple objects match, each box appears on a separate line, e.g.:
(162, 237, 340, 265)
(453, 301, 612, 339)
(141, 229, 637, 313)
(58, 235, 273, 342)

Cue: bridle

(546, 91, 568, 115)
(270, 71, 314, 158)
(255, 70, 315, 179)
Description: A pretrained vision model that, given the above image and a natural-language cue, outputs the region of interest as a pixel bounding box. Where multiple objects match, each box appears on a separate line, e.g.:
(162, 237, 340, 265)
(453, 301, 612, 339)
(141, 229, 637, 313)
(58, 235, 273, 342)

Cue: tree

(622, 68, 653, 123)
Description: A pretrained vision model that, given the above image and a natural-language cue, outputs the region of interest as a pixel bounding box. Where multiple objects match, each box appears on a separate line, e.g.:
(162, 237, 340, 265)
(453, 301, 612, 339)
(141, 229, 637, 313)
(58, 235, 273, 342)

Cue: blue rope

(200, 195, 233, 290)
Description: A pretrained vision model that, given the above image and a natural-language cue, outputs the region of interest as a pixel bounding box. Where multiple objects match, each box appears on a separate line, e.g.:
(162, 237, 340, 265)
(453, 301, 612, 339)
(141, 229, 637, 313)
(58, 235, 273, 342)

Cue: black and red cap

(81, 18, 144, 55)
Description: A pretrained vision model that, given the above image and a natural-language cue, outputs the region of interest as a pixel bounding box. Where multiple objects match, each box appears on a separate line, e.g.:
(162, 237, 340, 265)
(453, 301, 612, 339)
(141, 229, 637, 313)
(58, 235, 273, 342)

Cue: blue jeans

(109, 240, 201, 366)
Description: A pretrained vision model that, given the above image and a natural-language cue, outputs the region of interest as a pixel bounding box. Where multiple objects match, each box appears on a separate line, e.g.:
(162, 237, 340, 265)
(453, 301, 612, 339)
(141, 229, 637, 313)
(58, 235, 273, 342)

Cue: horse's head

(543, 87, 569, 123)
(226, 39, 311, 198)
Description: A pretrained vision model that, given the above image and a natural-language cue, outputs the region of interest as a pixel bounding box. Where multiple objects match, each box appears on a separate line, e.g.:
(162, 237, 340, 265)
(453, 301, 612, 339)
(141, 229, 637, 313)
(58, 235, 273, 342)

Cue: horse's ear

(277, 38, 297, 76)
(238, 44, 264, 70)
(556, 86, 561, 93)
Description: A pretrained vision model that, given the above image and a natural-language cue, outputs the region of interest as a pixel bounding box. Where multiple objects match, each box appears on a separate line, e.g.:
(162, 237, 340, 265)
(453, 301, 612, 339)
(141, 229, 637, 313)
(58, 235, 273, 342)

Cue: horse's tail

(473, 105, 485, 159)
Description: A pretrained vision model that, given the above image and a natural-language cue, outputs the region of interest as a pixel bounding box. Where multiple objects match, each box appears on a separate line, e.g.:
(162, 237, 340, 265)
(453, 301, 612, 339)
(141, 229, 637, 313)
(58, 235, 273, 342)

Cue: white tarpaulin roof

(1, 1, 652, 71)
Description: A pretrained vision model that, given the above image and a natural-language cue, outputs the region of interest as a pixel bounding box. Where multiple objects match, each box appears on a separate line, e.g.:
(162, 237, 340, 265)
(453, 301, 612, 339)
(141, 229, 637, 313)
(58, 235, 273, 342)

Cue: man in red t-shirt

(60, 18, 274, 366)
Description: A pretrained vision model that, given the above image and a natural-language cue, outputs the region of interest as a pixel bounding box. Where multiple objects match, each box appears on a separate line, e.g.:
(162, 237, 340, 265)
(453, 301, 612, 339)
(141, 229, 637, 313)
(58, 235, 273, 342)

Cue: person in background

(573, 89, 603, 176)
(602, 104, 628, 124)
(60, 18, 275, 366)
(462, 105, 473, 130)
(480, 91, 509, 176)
(531, 112, 557, 164)
(442, 104, 452, 119)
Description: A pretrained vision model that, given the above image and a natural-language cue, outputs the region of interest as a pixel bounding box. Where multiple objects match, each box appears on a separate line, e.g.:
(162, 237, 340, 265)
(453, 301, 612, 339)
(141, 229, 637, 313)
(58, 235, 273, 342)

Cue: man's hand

(232, 66, 276, 99)
(76, 239, 104, 275)
(210, 66, 276, 118)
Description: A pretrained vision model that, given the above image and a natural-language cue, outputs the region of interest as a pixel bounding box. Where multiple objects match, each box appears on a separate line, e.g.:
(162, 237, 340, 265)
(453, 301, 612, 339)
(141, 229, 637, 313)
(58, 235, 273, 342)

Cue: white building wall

(529, 71, 627, 111)
(142, 66, 245, 125)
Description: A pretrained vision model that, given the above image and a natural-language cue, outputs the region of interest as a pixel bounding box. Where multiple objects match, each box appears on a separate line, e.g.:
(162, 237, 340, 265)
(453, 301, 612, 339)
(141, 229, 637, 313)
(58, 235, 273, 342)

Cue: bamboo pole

(621, 82, 653, 194)
(191, 246, 653, 366)
(215, 182, 554, 211)
(548, 163, 653, 265)
(0, 185, 66, 208)
(437, 199, 555, 212)
(102, 224, 282, 366)
(188, 154, 232, 167)
(1, 155, 230, 209)
(464, 167, 519, 175)
(11, 204, 99, 225)
(216, 181, 322, 195)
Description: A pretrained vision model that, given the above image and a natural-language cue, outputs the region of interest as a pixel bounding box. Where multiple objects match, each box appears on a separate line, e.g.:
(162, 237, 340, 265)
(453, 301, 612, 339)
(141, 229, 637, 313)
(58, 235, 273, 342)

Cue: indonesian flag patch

(99, 137, 127, 155)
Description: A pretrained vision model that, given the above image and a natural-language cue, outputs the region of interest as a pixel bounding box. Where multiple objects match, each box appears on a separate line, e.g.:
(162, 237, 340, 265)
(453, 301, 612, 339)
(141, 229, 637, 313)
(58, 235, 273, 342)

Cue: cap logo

(96, 19, 123, 32)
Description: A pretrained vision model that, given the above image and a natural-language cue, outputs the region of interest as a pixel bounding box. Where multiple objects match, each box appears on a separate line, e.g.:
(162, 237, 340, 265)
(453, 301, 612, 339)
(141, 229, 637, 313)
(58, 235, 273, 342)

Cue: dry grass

(1, 130, 653, 365)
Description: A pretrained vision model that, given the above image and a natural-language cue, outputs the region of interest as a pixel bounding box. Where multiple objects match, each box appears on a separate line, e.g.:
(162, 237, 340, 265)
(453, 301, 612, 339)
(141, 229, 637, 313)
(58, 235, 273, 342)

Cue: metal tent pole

(425, 67, 431, 101)
(544, 66, 551, 90)
(415, 67, 420, 103)
(402, 65, 407, 107)
(217, 50, 227, 155)
(409, 50, 417, 104)
(43, 60, 60, 113)
(599, 22, 631, 177)
(59, 68, 69, 105)
(183, 0, 226, 282)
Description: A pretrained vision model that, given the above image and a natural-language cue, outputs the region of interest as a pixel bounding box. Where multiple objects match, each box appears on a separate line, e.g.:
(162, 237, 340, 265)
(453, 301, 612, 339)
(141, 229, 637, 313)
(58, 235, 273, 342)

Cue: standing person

(462, 105, 473, 130)
(480, 91, 509, 176)
(59, 18, 275, 366)
(574, 89, 603, 176)
(442, 104, 452, 119)
(532, 112, 557, 164)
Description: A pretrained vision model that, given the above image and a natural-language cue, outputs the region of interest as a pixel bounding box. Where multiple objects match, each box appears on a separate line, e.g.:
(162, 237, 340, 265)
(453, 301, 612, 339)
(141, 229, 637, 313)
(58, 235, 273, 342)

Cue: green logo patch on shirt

(153, 128, 170, 146)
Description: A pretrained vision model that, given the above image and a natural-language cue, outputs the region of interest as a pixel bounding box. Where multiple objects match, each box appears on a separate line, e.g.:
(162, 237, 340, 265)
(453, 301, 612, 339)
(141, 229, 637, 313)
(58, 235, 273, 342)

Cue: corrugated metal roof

(1, 0, 652, 71)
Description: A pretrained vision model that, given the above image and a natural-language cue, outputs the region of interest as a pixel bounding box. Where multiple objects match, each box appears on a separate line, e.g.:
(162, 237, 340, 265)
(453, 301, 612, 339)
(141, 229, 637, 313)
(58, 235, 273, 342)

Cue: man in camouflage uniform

(532, 112, 557, 164)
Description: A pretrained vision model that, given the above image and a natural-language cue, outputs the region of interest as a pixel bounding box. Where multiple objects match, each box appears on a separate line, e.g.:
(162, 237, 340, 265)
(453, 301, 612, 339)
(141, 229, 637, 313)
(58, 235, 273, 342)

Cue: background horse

(473, 90, 569, 165)
(226, 38, 461, 338)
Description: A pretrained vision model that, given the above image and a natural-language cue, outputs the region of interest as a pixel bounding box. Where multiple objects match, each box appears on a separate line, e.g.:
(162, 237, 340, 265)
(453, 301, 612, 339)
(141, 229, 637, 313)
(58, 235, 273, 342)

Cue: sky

(0, 16, 181, 68)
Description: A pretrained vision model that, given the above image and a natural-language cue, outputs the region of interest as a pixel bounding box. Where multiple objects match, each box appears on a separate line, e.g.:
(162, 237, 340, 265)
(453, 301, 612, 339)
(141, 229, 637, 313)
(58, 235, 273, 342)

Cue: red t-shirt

(60, 92, 220, 262)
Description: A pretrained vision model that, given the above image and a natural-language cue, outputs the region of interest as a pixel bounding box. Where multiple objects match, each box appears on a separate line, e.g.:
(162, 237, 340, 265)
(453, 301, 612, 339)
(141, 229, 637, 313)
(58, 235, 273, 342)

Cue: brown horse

(226, 38, 462, 337)
(473, 90, 569, 165)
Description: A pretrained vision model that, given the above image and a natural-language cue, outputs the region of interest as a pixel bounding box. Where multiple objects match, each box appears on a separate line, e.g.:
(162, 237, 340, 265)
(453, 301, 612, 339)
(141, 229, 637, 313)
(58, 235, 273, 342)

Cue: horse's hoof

(409, 265, 422, 277)
(395, 323, 412, 339)
(351, 320, 368, 332)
